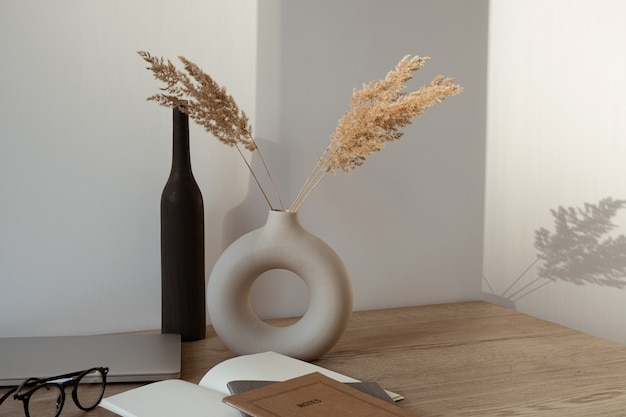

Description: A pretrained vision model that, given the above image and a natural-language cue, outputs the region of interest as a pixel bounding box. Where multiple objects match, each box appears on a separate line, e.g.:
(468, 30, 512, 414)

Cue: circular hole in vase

(249, 269, 310, 327)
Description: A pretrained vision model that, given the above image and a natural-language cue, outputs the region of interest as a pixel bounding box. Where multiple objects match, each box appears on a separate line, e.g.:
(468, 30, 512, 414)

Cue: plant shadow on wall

(483, 197, 626, 308)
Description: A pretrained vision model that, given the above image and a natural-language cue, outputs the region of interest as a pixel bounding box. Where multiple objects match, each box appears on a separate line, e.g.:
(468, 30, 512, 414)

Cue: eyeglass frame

(0, 366, 109, 417)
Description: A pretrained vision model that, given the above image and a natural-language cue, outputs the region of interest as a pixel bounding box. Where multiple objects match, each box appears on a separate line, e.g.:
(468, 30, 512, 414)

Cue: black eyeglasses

(0, 367, 108, 417)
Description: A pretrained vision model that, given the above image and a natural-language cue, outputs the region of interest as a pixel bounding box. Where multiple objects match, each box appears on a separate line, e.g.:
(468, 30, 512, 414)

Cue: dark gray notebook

(227, 379, 395, 417)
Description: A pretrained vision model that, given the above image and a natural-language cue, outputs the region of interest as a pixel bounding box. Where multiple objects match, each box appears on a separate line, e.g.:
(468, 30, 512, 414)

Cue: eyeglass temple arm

(0, 386, 18, 405)
(37, 370, 85, 384)
(42, 368, 109, 390)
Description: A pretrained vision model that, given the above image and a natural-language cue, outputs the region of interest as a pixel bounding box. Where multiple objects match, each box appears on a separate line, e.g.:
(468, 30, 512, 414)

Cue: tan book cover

(222, 372, 419, 417)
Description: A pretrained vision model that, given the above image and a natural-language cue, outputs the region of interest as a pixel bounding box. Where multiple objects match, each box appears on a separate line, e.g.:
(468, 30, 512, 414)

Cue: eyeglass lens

(25, 384, 63, 417)
(72, 368, 106, 410)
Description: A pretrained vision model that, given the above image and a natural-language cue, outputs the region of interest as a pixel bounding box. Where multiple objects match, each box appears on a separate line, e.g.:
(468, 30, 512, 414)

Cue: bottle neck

(170, 107, 192, 175)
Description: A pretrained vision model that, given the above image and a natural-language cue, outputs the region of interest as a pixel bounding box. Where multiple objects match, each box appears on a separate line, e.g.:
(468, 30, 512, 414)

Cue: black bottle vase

(161, 107, 206, 341)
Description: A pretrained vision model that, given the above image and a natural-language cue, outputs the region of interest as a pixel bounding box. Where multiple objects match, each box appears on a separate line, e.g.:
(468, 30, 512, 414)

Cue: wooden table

(2, 301, 626, 416)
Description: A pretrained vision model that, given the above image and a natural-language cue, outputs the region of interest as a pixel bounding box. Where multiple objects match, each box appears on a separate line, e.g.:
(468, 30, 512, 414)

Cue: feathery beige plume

(139, 52, 462, 212)
(290, 55, 463, 211)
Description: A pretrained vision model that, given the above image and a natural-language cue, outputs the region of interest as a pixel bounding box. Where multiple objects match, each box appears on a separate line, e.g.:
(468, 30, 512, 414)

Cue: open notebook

(100, 351, 403, 417)
(0, 333, 180, 386)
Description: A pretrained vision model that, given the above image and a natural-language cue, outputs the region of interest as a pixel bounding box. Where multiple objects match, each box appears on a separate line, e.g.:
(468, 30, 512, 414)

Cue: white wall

(0, 0, 488, 337)
(247, 0, 489, 318)
(0, 0, 256, 336)
(483, 0, 626, 344)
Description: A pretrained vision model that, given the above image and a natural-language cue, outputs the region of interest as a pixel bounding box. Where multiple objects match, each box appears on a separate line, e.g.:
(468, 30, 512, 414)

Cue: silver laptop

(0, 333, 181, 386)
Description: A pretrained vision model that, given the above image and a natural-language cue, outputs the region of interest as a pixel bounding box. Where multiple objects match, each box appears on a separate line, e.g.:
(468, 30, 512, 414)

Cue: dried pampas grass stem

(138, 51, 284, 211)
(290, 55, 462, 211)
(139, 51, 462, 212)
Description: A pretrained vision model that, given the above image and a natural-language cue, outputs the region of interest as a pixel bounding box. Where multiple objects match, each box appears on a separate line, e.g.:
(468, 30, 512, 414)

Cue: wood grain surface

(2, 301, 625, 416)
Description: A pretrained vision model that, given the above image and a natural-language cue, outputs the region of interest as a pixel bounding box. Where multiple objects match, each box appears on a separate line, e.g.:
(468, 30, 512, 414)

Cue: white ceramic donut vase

(207, 210, 352, 361)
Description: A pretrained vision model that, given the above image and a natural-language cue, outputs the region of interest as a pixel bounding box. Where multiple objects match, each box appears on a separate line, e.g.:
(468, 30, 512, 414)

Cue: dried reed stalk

(138, 51, 284, 211)
(139, 52, 462, 213)
(290, 55, 463, 211)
